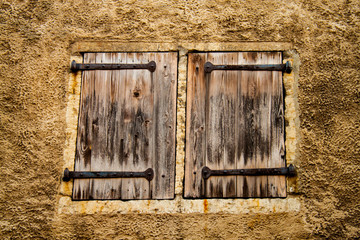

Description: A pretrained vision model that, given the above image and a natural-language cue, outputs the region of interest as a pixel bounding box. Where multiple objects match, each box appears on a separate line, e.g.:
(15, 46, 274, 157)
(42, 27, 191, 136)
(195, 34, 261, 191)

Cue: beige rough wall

(0, 0, 359, 239)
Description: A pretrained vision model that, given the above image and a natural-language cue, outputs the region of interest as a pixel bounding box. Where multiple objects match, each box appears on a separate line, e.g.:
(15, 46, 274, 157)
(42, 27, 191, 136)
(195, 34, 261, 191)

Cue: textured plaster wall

(0, 0, 359, 239)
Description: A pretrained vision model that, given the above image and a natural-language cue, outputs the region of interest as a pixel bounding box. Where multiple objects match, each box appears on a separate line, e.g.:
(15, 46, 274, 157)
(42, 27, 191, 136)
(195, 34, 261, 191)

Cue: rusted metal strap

(204, 61, 292, 73)
(201, 164, 296, 180)
(63, 168, 154, 182)
(70, 60, 156, 72)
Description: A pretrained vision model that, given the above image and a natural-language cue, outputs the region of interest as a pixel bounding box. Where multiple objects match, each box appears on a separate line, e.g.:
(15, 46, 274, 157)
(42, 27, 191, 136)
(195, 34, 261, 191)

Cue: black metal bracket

(202, 164, 296, 180)
(204, 61, 292, 74)
(63, 168, 154, 182)
(70, 60, 156, 72)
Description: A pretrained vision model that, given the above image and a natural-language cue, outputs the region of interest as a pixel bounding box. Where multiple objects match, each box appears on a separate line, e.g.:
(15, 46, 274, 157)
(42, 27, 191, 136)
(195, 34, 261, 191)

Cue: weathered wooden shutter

(73, 52, 177, 200)
(184, 52, 286, 198)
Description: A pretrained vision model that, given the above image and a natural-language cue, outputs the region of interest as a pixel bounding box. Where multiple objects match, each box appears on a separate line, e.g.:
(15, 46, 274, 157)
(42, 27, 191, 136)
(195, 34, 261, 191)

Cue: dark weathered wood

(90, 53, 117, 199)
(121, 52, 151, 200)
(222, 52, 238, 197)
(184, 53, 208, 198)
(185, 52, 286, 198)
(73, 52, 177, 200)
(204, 52, 237, 198)
(73, 53, 95, 200)
(109, 52, 127, 199)
(205, 52, 224, 197)
(268, 54, 286, 197)
(239, 52, 272, 197)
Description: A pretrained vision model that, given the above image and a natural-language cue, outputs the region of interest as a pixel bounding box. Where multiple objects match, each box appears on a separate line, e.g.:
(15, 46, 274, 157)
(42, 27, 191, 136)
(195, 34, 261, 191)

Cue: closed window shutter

(73, 52, 177, 200)
(184, 52, 286, 198)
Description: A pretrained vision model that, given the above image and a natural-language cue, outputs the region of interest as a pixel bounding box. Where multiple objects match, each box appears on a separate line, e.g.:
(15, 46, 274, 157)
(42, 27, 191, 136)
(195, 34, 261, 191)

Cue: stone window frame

(58, 42, 301, 214)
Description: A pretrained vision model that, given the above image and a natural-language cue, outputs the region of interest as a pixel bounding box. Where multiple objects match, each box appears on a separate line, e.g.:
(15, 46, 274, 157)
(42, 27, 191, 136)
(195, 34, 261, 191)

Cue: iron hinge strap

(70, 60, 156, 72)
(63, 168, 154, 182)
(201, 164, 296, 180)
(204, 61, 292, 73)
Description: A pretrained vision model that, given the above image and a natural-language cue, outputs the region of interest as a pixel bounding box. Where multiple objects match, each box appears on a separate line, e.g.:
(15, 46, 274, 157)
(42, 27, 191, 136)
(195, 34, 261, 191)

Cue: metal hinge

(63, 168, 154, 182)
(204, 61, 292, 73)
(201, 164, 296, 180)
(70, 60, 156, 72)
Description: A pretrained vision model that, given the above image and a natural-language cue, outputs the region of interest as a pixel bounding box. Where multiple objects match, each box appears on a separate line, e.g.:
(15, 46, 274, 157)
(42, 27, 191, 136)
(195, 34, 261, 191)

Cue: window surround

(58, 42, 301, 214)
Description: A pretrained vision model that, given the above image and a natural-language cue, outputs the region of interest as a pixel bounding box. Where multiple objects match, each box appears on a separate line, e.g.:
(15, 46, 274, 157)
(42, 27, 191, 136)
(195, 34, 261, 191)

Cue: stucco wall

(0, 0, 359, 239)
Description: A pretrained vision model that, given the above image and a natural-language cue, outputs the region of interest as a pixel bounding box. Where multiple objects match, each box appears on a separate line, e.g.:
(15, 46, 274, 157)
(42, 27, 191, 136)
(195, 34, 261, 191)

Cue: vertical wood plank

(268, 53, 286, 197)
(112, 52, 128, 199)
(121, 53, 152, 200)
(236, 52, 250, 197)
(152, 52, 177, 199)
(89, 52, 114, 199)
(73, 53, 95, 200)
(235, 52, 244, 197)
(236, 52, 266, 197)
(184, 53, 207, 198)
(222, 52, 238, 197)
(86, 52, 126, 199)
(254, 52, 271, 198)
(204, 52, 239, 198)
(205, 52, 225, 198)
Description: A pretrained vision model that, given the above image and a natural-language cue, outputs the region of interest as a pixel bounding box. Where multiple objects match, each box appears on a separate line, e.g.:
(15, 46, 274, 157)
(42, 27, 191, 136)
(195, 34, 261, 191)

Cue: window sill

(57, 195, 301, 214)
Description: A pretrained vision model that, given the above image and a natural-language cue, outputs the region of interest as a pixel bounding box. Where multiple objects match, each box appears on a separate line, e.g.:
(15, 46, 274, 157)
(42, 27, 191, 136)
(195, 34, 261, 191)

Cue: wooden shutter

(184, 52, 285, 198)
(73, 52, 177, 200)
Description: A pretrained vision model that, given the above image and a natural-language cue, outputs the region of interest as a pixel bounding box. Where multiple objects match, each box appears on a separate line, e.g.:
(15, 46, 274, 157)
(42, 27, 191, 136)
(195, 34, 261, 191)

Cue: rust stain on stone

(71, 72, 79, 94)
(63, 182, 70, 194)
(203, 199, 208, 213)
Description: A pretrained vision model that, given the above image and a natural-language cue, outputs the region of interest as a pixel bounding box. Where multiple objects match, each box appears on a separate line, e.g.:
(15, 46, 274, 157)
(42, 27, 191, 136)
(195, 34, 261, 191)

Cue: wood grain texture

(73, 53, 95, 200)
(184, 53, 207, 198)
(222, 52, 238, 198)
(151, 52, 178, 199)
(73, 52, 177, 200)
(184, 52, 286, 198)
(205, 52, 225, 197)
(120, 52, 151, 200)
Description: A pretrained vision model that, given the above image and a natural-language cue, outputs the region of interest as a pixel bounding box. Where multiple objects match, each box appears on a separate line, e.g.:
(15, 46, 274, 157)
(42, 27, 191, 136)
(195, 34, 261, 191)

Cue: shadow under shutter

(73, 52, 177, 200)
(184, 52, 286, 198)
